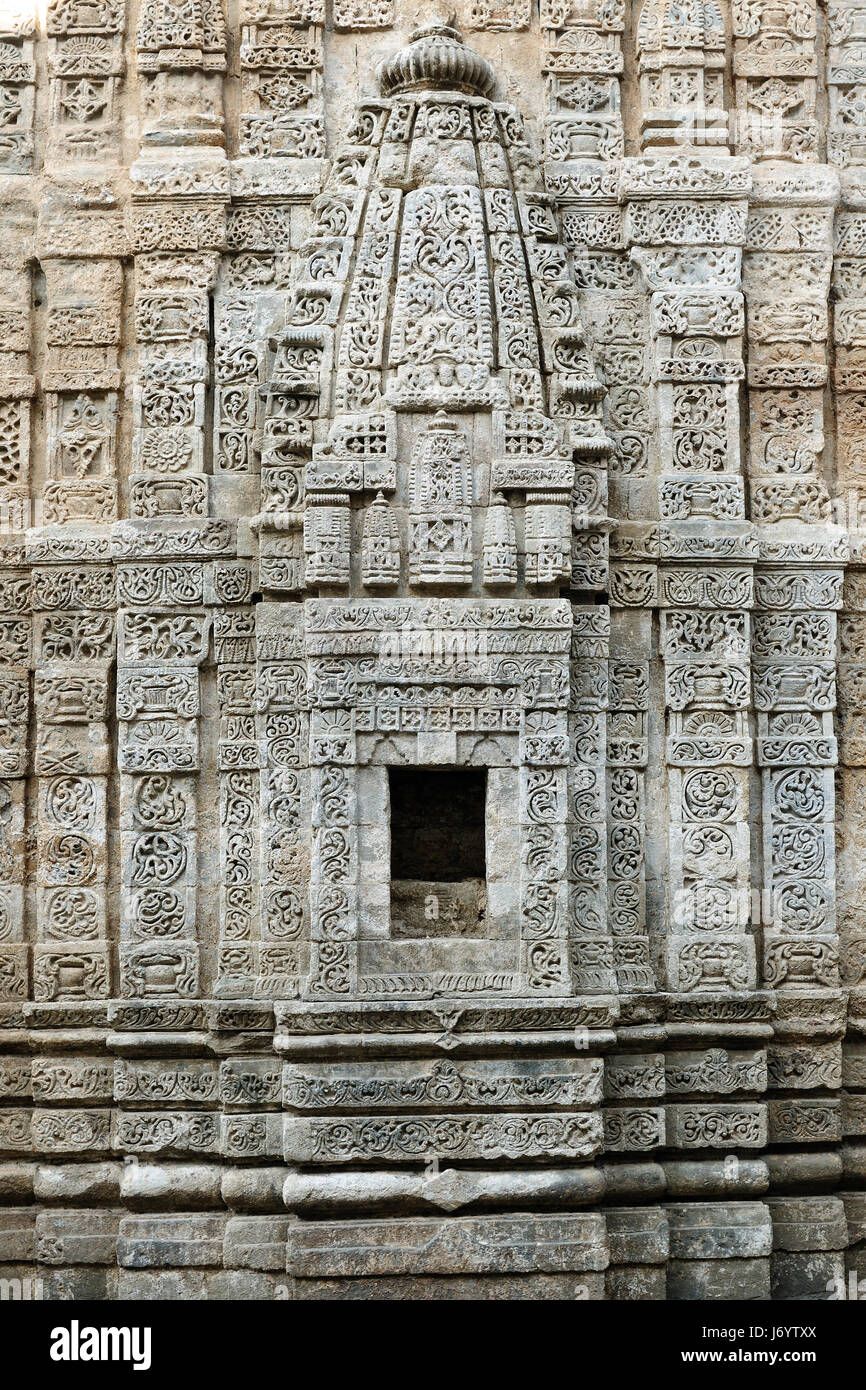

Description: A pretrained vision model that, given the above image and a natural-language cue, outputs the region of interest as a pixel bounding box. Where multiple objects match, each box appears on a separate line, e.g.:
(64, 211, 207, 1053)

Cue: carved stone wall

(1, 0, 866, 1302)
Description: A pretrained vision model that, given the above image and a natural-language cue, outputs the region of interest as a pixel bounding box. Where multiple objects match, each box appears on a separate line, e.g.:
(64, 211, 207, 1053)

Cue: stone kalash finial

(377, 22, 497, 99)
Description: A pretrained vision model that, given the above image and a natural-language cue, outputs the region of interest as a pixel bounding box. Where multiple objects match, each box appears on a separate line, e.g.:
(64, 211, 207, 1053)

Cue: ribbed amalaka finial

(378, 23, 497, 100)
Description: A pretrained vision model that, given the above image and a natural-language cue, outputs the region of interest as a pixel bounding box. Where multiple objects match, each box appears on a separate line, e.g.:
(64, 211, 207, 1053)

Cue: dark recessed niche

(389, 767, 487, 883)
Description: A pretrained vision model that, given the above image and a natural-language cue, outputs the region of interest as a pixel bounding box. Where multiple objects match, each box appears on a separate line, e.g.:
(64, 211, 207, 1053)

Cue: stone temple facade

(2, 0, 866, 1303)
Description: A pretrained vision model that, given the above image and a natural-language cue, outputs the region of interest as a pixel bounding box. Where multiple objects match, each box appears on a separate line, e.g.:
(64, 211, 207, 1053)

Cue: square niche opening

(388, 767, 487, 938)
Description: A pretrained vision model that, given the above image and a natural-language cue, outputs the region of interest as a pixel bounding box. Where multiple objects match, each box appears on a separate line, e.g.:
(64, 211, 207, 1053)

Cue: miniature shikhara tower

(253, 23, 622, 1008)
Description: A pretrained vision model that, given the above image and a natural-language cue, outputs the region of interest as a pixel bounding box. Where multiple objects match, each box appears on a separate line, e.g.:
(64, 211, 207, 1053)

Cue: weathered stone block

(286, 1214, 609, 1278)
